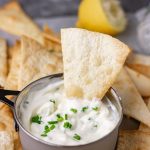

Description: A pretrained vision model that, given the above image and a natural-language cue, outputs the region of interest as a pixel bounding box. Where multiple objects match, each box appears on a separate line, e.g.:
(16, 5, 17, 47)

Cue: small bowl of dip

(0, 73, 122, 150)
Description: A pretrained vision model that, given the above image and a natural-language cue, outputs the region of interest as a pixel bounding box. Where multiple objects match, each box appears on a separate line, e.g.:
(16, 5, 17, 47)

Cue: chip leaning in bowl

(20, 28, 130, 146)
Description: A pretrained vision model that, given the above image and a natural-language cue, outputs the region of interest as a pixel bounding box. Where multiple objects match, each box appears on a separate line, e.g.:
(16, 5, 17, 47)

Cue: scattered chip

(18, 36, 63, 90)
(0, 38, 7, 87)
(126, 66, 150, 97)
(4, 41, 21, 90)
(0, 2, 44, 44)
(113, 68, 150, 127)
(127, 53, 150, 78)
(61, 28, 130, 99)
(117, 130, 150, 150)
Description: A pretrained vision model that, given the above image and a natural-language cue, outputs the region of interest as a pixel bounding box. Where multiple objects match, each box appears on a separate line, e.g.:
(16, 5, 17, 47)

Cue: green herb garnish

(63, 122, 72, 129)
(50, 99, 55, 104)
(56, 114, 64, 122)
(65, 114, 68, 120)
(94, 125, 98, 128)
(41, 124, 56, 137)
(92, 107, 99, 111)
(48, 121, 58, 125)
(82, 106, 88, 112)
(73, 134, 81, 141)
(70, 108, 77, 113)
(31, 115, 42, 124)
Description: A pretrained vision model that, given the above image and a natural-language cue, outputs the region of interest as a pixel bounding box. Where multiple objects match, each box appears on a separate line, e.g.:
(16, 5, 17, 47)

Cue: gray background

(0, 0, 149, 18)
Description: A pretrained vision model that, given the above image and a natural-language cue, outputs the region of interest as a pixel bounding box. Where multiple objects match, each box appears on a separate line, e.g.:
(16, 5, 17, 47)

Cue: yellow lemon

(77, 0, 127, 35)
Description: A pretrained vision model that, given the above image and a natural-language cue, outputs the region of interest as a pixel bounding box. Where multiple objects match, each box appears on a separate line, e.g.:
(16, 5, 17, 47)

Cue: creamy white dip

(20, 81, 120, 146)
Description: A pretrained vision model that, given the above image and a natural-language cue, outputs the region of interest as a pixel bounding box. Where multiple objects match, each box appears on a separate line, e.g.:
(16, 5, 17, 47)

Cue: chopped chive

(92, 107, 99, 111)
(41, 124, 56, 136)
(65, 114, 68, 120)
(31, 115, 42, 124)
(82, 106, 88, 112)
(63, 122, 72, 129)
(73, 134, 81, 141)
(50, 99, 55, 104)
(56, 114, 64, 122)
(49, 124, 56, 130)
(48, 121, 58, 125)
(70, 108, 77, 113)
(88, 117, 92, 121)
(94, 125, 98, 128)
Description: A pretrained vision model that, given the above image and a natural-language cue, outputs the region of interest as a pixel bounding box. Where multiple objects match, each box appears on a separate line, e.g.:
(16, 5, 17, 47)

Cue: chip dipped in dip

(20, 80, 120, 146)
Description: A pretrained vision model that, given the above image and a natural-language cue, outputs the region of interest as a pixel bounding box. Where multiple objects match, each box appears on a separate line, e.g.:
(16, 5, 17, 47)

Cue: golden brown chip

(117, 130, 150, 150)
(113, 68, 150, 127)
(43, 25, 61, 52)
(61, 28, 130, 99)
(4, 41, 21, 90)
(0, 1, 44, 44)
(139, 99, 150, 132)
(126, 66, 150, 97)
(0, 131, 14, 150)
(0, 38, 7, 87)
(127, 53, 150, 78)
(18, 36, 63, 90)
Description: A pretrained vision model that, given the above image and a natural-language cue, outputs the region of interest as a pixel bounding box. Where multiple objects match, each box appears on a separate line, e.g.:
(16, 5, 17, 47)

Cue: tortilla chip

(18, 36, 63, 90)
(61, 28, 130, 99)
(113, 68, 150, 127)
(4, 41, 21, 90)
(0, 2, 43, 44)
(117, 130, 150, 150)
(0, 38, 7, 87)
(126, 66, 150, 97)
(0, 131, 14, 150)
(127, 53, 150, 78)
(139, 100, 150, 132)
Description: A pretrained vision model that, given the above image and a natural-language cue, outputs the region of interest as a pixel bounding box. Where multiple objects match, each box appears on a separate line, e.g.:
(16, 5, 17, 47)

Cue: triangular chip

(139, 99, 150, 132)
(127, 53, 150, 78)
(61, 28, 130, 99)
(113, 68, 150, 127)
(126, 66, 150, 97)
(0, 131, 14, 150)
(0, 2, 43, 44)
(117, 130, 150, 150)
(4, 41, 21, 90)
(18, 36, 63, 90)
(0, 38, 7, 87)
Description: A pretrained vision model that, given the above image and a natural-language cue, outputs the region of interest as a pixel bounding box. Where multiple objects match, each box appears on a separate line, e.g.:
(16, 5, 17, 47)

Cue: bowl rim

(14, 73, 123, 148)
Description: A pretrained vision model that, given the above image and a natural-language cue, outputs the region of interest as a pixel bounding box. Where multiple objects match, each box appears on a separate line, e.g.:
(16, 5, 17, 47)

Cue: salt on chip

(0, 1, 44, 44)
(0, 131, 14, 150)
(113, 68, 150, 127)
(61, 28, 130, 99)
(0, 38, 7, 87)
(117, 130, 150, 150)
(126, 66, 150, 97)
(18, 36, 63, 90)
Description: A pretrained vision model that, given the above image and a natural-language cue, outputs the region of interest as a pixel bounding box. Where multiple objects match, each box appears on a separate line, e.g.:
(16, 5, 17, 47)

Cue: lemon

(76, 0, 127, 35)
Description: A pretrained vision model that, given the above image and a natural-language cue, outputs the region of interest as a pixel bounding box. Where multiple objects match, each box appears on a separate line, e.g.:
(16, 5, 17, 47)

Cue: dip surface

(20, 81, 120, 146)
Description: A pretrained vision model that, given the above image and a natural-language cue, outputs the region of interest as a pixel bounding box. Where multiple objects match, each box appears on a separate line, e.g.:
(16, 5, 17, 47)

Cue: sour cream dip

(20, 81, 120, 146)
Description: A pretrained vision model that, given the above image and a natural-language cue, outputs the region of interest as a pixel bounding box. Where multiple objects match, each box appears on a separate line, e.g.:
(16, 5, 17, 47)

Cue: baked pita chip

(61, 28, 130, 99)
(113, 68, 150, 127)
(126, 66, 150, 97)
(127, 53, 150, 78)
(0, 131, 14, 150)
(117, 130, 150, 150)
(18, 36, 63, 90)
(43, 25, 61, 52)
(139, 100, 150, 132)
(0, 38, 7, 87)
(4, 41, 21, 90)
(0, 2, 43, 44)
